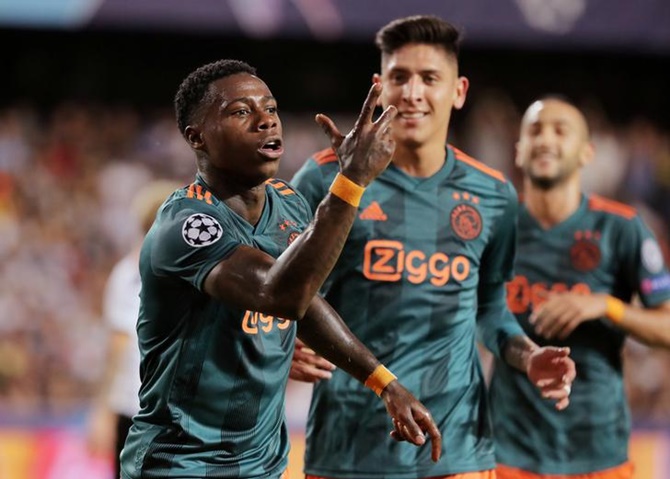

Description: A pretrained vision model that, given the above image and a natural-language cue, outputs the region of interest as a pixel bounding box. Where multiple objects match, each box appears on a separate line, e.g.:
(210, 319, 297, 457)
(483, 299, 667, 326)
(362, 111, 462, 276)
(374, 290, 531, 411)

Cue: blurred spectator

(0, 100, 669, 427)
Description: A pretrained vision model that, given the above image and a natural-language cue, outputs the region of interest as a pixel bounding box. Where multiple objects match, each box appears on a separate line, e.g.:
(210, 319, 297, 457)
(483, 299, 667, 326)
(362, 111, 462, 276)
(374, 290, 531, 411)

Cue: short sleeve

(617, 214, 670, 306)
(149, 199, 242, 291)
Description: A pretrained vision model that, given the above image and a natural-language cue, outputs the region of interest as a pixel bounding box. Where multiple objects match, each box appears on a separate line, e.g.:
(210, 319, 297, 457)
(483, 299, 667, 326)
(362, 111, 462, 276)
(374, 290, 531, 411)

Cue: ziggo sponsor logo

(242, 311, 291, 335)
(363, 240, 470, 285)
(506, 275, 591, 314)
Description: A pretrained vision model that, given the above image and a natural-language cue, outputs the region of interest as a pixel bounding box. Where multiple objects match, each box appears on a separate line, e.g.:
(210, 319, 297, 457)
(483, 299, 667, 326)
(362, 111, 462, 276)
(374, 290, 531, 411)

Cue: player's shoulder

(265, 177, 312, 218)
(265, 177, 302, 199)
(297, 148, 340, 175)
(451, 145, 508, 184)
(587, 194, 638, 222)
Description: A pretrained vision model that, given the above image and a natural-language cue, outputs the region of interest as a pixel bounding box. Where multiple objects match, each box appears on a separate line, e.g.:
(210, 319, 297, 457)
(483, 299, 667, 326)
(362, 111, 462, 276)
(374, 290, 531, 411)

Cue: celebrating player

(119, 59, 441, 479)
(290, 16, 575, 479)
(491, 96, 670, 478)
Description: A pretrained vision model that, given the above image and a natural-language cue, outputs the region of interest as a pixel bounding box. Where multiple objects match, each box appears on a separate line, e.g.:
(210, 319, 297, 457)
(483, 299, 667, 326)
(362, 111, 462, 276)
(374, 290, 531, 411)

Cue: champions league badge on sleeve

(641, 238, 665, 274)
(182, 213, 223, 247)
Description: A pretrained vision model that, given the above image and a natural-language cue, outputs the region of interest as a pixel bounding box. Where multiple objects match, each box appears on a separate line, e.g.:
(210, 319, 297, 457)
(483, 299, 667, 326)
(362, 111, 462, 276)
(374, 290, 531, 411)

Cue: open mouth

(258, 138, 284, 158)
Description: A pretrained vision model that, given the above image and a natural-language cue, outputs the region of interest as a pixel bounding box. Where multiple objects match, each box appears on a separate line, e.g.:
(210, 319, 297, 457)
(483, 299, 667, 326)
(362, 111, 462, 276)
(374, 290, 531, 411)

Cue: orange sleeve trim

(313, 148, 338, 165)
(265, 178, 296, 196)
(588, 195, 636, 219)
(186, 183, 195, 199)
(452, 146, 506, 183)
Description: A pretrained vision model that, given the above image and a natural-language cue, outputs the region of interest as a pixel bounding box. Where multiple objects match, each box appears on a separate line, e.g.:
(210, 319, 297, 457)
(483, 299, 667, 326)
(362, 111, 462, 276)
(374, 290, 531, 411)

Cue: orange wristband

(605, 296, 625, 323)
(364, 365, 397, 397)
(329, 173, 365, 207)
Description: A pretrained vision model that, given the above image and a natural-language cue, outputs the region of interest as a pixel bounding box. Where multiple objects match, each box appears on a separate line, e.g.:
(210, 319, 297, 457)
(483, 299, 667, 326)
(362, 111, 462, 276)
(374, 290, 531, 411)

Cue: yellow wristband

(329, 173, 365, 208)
(364, 365, 397, 397)
(605, 296, 625, 323)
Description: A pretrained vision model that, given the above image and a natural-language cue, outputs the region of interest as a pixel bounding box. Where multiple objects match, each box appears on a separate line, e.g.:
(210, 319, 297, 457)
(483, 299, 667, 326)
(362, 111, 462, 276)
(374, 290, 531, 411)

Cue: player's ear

(185, 126, 205, 151)
(452, 76, 469, 110)
(579, 141, 595, 168)
(372, 74, 383, 107)
(514, 142, 523, 168)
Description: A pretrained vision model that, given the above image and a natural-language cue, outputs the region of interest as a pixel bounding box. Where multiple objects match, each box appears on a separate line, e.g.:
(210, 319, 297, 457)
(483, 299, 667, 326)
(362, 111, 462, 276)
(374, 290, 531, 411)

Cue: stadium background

(1, 1, 669, 477)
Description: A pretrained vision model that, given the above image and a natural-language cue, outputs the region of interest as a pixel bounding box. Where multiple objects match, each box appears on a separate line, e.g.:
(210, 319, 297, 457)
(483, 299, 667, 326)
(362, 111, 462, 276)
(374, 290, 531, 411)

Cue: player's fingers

(292, 348, 336, 370)
(555, 390, 571, 410)
(353, 83, 382, 129)
(289, 363, 333, 382)
(415, 412, 442, 462)
(315, 113, 344, 149)
(373, 105, 398, 132)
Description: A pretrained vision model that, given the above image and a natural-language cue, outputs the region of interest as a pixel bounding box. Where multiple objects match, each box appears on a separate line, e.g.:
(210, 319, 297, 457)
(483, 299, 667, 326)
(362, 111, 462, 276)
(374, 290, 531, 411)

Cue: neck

(523, 177, 582, 229)
(391, 140, 446, 177)
(199, 170, 267, 225)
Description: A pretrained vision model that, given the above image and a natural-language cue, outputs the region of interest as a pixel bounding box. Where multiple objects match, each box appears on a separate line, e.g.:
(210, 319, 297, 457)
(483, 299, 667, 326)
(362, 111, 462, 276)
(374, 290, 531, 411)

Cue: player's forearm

(608, 301, 670, 348)
(476, 281, 525, 358)
(297, 296, 382, 384)
(503, 335, 539, 373)
(264, 185, 362, 319)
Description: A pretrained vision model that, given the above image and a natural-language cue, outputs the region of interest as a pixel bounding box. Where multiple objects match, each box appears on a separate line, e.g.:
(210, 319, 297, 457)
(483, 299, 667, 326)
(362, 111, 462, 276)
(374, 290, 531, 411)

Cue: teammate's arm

(204, 84, 396, 320)
(531, 295, 670, 347)
(297, 296, 442, 462)
(476, 281, 576, 410)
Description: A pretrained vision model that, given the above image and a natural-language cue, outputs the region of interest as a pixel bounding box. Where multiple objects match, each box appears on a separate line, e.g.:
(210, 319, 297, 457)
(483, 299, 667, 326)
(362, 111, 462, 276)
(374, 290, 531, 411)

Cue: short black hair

(375, 15, 462, 60)
(174, 59, 257, 136)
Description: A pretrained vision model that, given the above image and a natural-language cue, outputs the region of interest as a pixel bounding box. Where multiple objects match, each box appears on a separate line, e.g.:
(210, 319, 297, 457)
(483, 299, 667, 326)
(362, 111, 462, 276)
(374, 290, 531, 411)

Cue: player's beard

(526, 168, 572, 191)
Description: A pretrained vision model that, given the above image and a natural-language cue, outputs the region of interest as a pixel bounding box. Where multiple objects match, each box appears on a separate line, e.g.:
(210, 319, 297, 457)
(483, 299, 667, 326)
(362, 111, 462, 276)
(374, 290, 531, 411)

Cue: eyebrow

(225, 95, 276, 105)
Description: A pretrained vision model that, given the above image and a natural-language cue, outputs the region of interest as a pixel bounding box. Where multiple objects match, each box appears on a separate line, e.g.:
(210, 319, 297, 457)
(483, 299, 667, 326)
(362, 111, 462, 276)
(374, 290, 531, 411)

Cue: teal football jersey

(490, 195, 670, 475)
(292, 146, 519, 478)
(120, 176, 310, 479)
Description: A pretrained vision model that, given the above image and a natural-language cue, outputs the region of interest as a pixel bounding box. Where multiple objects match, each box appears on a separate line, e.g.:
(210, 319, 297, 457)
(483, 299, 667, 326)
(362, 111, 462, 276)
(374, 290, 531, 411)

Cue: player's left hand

(526, 346, 576, 411)
(381, 381, 442, 462)
(530, 292, 608, 340)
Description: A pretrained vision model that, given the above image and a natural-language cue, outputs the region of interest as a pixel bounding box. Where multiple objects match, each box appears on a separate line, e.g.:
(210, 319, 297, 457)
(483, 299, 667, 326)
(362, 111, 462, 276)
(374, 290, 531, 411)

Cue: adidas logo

(359, 201, 387, 221)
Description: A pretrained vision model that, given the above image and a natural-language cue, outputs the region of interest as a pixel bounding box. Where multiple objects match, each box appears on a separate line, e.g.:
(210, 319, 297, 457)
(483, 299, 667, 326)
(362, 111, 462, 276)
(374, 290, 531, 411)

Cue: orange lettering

(406, 250, 427, 284)
(429, 252, 450, 286)
(451, 256, 470, 282)
(242, 310, 258, 334)
(506, 276, 593, 314)
(363, 240, 472, 285)
(507, 276, 530, 314)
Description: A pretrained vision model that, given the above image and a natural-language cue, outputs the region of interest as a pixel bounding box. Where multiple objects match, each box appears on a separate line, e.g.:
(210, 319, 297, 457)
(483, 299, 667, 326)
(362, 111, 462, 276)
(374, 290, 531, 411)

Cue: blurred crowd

(1, 90, 669, 424)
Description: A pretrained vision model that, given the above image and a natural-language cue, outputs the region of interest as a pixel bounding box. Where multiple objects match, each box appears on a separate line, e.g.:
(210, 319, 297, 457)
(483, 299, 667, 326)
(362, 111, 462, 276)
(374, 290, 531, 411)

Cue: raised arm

(204, 83, 396, 319)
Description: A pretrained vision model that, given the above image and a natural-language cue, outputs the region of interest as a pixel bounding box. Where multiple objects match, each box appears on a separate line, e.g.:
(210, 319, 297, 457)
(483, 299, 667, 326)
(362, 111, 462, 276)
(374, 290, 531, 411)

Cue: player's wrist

(605, 295, 625, 324)
(329, 172, 366, 207)
(364, 364, 397, 397)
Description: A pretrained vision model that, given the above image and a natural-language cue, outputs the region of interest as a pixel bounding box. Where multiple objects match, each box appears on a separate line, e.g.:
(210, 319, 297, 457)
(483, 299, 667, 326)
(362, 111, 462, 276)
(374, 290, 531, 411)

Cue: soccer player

(290, 16, 575, 479)
(491, 96, 670, 479)
(119, 59, 442, 479)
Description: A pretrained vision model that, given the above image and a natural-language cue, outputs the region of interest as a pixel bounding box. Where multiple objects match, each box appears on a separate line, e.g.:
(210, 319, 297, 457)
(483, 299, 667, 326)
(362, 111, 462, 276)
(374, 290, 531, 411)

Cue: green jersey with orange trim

(490, 194, 670, 475)
(292, 145, 523, 478)
(120, 175, 310, 479)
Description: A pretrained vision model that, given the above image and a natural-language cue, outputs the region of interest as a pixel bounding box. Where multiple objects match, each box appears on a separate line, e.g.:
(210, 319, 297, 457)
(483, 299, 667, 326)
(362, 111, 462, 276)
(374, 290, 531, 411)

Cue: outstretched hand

(316, 82, 397, 187)
(381, 381, 442, 462)
(527, 346, 576, 411)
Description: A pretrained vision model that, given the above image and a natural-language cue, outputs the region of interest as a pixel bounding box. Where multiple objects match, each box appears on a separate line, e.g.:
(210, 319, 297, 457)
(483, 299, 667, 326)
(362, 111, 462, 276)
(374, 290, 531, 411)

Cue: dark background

(2, 27, 668, 129)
